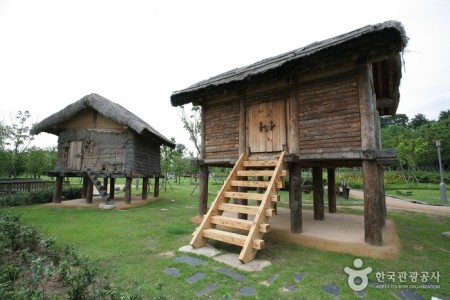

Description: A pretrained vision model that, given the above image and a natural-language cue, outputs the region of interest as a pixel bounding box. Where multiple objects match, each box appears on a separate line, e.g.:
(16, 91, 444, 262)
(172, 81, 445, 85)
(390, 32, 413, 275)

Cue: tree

(438, 109, 450, 121)
(410, 113, 429, 129)
(179, 106, 202, 157)
(6, 110, 34, 154)
(24, 147, 56, 178)
(380, 114, 409, 128)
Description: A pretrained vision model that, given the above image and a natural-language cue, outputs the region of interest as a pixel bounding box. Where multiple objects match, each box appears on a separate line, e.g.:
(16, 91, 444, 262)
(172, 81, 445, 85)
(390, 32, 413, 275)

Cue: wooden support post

(125, 177, 132, 204)
(327, 168, 337, 213)
(363, 161, 382, 245)
(198, 165, 209, 217)
(238, 94, 247, 155)
(82, 176, 88, 199)
(86, 179, 93, 204)
(142, 177, 148, 200)
(288, 75, 300, 154)
(154, 177, 160, 197)
(109, 178, 115, 200)
(103, 178, 108, 192)
(289, 163, 302, 233)
(53, 176, 63, 203)
(312, 167, 324, 220)
(378, 165, 387, 227)
(359, 63, 383, 245)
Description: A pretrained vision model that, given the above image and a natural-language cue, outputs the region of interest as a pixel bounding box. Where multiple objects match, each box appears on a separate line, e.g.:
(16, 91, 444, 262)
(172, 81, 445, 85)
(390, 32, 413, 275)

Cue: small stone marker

(294, 272, 305, 283)
(163, 267, 181, 277)
(441, 231, 450, 238)
(322, 284, 340, 297)
(196, 283, 219, 296)
(260, 273, 278, 286)
(282, 285, 298, 292)
(186, 272, 208, 283)
(173, 255, 207, 266)
(237, 286, 256, 296)
(215, 267, 245, 280)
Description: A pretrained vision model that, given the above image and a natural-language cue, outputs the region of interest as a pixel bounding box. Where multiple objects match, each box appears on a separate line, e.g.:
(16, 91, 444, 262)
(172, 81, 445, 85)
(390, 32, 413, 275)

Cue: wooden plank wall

(298, 70, 361, 154)
(204, 101, 240, 160)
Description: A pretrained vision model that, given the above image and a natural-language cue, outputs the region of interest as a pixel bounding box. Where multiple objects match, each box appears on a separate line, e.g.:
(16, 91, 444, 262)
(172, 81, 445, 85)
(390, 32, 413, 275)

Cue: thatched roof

(31, 93, 175, 148)
(171, 20, 408, 107)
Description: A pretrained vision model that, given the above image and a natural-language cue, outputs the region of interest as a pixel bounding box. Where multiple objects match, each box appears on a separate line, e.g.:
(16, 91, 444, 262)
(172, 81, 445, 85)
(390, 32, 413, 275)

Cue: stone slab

(237, 286, 256, 296)
(213, 253, 271, 272)
(173, 255, 207, 266)
(196, 283, 219, 296)
(163, 267, 181, 277)
(294, 272, 305, 283)
(178, 244, 220, 257)
(215, 267, 245, 280)
(186, 272, 208, 283)
(322, 284, 340, 296)
(281, 285, 298, 292)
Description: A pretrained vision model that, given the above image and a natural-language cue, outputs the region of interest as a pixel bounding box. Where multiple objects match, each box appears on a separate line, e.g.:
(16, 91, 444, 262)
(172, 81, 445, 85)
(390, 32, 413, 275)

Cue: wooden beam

(313, 167, 324, 220)
(53, 176, 63, 204)
(103, 178, 108, 193)
(238, 94, 247, 155)
(327, 168, 337, 213)
(154, 177, 160, 197)
(86, 179, 93, 204)
(289, 163, 302, 232)
(82, 176, 88, 199)
(378, 165, 387, 227)
(358, 63, 377, 150)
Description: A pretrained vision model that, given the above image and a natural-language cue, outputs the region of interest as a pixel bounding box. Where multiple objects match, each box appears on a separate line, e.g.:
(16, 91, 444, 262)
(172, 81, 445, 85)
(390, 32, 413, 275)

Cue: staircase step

(243, 160, 278, 167)
(231, 180, 283, 189)
(225, 191, 264, 201)
(202, 229, 246, 246)
(211, 216, 270, 233)
(218, 203, 274, 216)
(237, 170, 287, 177)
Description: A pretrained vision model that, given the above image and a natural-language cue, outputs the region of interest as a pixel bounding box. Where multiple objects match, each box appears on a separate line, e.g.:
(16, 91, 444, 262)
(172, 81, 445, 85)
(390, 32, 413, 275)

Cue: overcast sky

(0, 0, 449, 153)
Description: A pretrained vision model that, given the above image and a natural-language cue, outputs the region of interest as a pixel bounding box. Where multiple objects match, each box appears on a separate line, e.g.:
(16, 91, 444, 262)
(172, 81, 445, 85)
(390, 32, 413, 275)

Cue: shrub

(62, 187, 82, 200)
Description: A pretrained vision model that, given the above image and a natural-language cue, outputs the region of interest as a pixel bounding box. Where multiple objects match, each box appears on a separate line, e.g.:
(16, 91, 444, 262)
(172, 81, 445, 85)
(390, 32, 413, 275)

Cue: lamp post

(435, 140, 447, 203)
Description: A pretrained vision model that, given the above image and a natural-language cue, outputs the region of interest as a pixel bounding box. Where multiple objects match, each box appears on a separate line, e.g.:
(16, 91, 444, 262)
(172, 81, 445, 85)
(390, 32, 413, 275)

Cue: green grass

(8, 179, 450, 299)
(386, 188, 449, 206)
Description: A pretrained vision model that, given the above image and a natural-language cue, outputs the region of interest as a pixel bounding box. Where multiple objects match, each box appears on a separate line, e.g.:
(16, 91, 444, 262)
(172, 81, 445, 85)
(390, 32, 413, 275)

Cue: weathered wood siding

(133, 135, 161, 176)
(204, 100, 240, 160)
(298, 70, 361, 153)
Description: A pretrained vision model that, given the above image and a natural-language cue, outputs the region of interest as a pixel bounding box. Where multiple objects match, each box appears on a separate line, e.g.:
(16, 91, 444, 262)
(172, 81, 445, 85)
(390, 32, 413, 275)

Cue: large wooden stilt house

(31, 93, 175, 205)
(170, 21, 408, 263)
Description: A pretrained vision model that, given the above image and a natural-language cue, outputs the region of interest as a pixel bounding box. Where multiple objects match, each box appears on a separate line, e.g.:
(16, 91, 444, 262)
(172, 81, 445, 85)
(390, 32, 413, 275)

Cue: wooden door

(68, 141, 82, 170)
(247, 99, 286, 153)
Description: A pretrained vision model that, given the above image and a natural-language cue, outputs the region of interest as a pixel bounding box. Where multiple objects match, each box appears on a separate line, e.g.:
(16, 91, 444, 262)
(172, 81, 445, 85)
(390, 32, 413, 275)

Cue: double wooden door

(246, 99, 287, 153)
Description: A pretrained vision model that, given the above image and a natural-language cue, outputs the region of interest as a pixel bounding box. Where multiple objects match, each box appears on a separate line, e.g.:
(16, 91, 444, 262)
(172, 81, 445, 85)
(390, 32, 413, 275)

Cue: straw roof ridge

(31, 93, 175, 148)
(171, 20, 408, 106)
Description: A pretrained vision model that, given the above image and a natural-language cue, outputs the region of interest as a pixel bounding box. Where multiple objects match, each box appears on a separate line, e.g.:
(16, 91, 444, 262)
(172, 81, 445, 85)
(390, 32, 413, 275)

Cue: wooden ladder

(190, 151, 287, 263)
(86, 170, 114, 205)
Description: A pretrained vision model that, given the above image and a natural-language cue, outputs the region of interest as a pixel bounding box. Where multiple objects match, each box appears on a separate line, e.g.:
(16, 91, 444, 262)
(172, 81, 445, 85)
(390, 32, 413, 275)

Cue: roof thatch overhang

(171, 21, 408, 115)
(31, 93, 175, 148)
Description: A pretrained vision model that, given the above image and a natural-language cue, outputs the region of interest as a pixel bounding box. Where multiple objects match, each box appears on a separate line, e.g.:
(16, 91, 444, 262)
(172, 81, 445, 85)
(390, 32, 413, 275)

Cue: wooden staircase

(190, 151, 287, 263)
(86, 170, 114, 205)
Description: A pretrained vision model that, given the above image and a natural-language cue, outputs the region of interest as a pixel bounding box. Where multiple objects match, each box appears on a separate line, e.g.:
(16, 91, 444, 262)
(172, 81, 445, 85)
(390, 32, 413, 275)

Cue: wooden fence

(0, 179, 70, 193)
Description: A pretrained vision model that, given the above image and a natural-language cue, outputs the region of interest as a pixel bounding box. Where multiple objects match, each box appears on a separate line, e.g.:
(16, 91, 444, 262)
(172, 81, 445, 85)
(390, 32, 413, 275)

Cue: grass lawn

(385, 188, 449, 206)
(9, 179, 450, 299)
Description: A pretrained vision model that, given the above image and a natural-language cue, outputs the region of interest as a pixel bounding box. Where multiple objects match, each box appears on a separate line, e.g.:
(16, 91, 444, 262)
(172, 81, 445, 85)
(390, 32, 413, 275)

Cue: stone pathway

(163, 246, 435, 299)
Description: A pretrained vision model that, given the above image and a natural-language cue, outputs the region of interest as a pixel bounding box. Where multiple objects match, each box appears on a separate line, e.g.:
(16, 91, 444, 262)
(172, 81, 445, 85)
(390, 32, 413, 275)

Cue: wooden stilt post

(109, 178, 115, 200)
(103, 178, 108, 192)
(82, 176, 88, 199)
(289, 163, 302, 233)
(142, 177, 148, 200)
(313, 167, 324, 220)
(53, 176, 63, 203)
(378, 165, 387, 227)
(327, 168, 337, 213)
(359, 63, 383, 245)
(154, 177, 160, 197)
(125, 177, 132, 204)
(198, 165, 209, 217)
(86, 179, 93, 204)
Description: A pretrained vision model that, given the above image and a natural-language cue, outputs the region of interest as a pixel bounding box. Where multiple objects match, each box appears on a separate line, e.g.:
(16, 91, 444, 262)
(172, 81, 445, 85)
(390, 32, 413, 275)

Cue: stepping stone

(294, 272, 305, 283)
(395, 289, 425, 300)
(356, 290, 366, 297)
(237, 286, 256, 296)
(282, 285, 298, 292)
(186, 272, 208, 283)
(215, 267, 245, 280)
(179, 244, 220, 257)
(173, 255, 207, 266)
(260, 273, 278, 286)
(196, 283, 219, 296)
(322, 284, 340, 297)
(164, 267, 181, 277)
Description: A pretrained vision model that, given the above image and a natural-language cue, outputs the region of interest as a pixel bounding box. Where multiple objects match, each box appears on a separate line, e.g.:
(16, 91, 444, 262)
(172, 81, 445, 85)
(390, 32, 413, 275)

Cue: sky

(0, 0, 449, 153)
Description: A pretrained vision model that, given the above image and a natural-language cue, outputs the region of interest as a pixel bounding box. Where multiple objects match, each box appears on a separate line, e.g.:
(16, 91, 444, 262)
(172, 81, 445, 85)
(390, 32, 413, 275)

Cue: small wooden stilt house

(31, 93, 175, 205)
(170, 21, 408, 262)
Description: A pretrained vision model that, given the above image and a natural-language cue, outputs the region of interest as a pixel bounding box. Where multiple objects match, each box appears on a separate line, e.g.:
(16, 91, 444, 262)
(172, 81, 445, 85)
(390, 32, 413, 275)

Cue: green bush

(62, 187, 82, 200)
